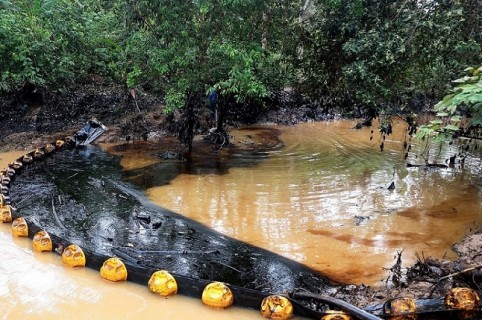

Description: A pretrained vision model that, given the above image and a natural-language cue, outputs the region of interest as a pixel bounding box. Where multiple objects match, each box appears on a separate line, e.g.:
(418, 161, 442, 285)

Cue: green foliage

(0, 0, 480, 136)
(435, 66, 482, 126)
(417, 66, 482, 142)
(0, 0, 121, 90)
(297, 0, 481, 115)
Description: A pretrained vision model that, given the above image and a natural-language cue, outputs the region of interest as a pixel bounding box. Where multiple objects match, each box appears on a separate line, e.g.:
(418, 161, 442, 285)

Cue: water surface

(135, 120, 482, 285)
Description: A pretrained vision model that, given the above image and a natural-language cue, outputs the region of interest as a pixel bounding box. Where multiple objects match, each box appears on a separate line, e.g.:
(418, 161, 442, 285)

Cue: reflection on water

(0, 152, 263, 320)
(140, 120, 482, 285)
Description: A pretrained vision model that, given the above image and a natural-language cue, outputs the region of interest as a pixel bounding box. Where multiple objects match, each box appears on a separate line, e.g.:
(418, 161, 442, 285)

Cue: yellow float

(44, 143, 56, 154)
(22, 153, 33, 164)
(445, 287, 480, 310)
(260, 295, 293, 320)
(3, 167, 15, 177)
(32, 230, 53, 252)
(321, 310, 353, 320)
(100, 257, 128, 282)
(56, 140, 65, 149)
(0, 205, 12, 223)
(0, 194, 10, 206)
(11, 217, 28, 237)
(1, 174, 10, 186)
(61, 244, 86, 267)
(9, 160, 23, 170)
(383, 297, 417, 316)
(148, 270, 178, 297)
(33, 148, 45, 160)
(201, 281, 234, 309)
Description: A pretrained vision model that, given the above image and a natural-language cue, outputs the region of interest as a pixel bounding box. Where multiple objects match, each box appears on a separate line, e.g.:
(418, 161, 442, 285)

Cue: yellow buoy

(148, 270, 178, 297)
(65, 136, 75, 146)
(9, 160, 23, 170)
(3, 167, 15, 177)
(1, 174, 11, 186)
(383, 297, 417, 316)
(0, 194, 10, 206)
(56, 140, 65, 149)
(32, 230, 53, 252)
(0, 195, 10, 206)
(100, 257, 128, 282)
(22, 154, 33, 164)
(445, 287, 480, 310)
(201, 282, 234, 309)
(0, 205, 12, 223)
(62, 244, 86, 267)
(11, 217, 28, 237)
(260, 295, 293, 320)
(321, 310, 353, 320)
(33, 148, 45, 160)
(44, 143, 56, 154)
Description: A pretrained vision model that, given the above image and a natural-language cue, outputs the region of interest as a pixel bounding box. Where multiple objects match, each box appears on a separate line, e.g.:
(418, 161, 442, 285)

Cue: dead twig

(439, 263, 482, 281)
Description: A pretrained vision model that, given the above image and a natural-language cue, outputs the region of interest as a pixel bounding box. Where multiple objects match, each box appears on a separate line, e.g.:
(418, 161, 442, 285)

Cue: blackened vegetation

(0, 84, 163, 141)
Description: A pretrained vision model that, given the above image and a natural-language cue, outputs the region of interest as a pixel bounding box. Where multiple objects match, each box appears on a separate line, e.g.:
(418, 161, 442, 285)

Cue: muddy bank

(0, 85, 341, 152)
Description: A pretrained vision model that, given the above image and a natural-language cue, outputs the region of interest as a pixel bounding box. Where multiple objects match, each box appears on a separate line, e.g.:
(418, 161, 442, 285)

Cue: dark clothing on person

(208, 91, 218, 120)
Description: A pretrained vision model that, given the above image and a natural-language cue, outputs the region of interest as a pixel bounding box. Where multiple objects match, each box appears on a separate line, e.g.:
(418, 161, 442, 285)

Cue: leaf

(443, 124, 459, 131)
(453, 76, 474, 84)
(450, 115, 462, 122)
(436, 112, 449, 117)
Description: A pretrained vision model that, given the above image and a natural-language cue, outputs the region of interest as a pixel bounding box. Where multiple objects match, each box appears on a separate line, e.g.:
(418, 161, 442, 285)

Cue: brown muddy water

(137, 120, 482, 284)
(1, 119, 481, 319)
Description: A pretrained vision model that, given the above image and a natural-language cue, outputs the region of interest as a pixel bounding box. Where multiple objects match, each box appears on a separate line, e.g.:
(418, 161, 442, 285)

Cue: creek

(0, 119, 481, 319)
(115, 119, 482, 285)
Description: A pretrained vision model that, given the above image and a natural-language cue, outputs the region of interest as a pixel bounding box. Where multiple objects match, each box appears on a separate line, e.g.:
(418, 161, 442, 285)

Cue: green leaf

(443, 124, 459, 131)
(450, 116, 462, 122)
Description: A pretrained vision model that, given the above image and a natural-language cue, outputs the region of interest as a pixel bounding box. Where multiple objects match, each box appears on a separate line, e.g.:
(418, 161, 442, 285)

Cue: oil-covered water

(0, 151, 266, 320)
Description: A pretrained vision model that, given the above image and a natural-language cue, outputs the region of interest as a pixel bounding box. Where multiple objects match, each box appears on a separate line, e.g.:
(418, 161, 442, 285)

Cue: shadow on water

(9, 143, 338, 297)
(111, 127, 284, 189)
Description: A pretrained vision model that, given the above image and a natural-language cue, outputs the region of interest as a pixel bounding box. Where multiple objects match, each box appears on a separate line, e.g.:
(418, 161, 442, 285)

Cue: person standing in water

(208, 90, 218, 124)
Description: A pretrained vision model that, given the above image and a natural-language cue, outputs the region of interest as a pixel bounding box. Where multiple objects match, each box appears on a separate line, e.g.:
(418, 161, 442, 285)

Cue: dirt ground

(1, 86, 482, 312)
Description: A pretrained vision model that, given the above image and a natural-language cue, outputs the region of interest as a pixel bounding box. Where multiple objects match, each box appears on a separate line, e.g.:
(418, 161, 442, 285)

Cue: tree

(120, 0, 300, 151)
(0, 0, 121, 91)
(295, 0, 481, 120)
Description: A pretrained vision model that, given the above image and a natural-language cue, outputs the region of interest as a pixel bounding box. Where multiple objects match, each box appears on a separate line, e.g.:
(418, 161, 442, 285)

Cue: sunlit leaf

(443, 124, 459, 131)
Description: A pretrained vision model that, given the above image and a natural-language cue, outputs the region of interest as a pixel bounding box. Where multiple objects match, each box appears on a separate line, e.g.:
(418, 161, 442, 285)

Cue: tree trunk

(462, 0, 480, 41)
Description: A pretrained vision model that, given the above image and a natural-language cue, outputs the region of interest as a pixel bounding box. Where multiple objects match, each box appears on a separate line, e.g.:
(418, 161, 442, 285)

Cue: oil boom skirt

(2, 120, 481, 320)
